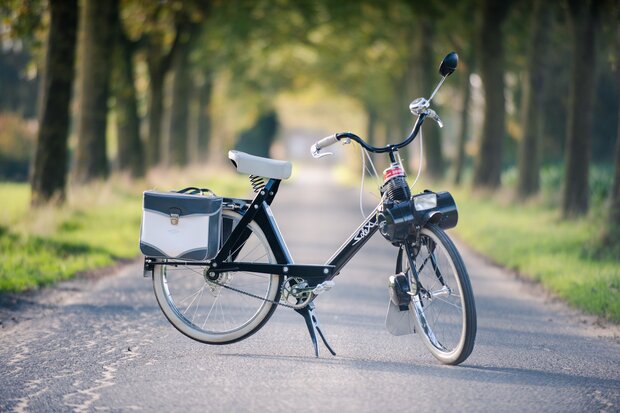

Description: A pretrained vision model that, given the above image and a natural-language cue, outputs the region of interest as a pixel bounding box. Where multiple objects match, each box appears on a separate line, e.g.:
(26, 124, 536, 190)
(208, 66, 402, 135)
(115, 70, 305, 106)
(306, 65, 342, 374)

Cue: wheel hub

(204, 268, 232, 294)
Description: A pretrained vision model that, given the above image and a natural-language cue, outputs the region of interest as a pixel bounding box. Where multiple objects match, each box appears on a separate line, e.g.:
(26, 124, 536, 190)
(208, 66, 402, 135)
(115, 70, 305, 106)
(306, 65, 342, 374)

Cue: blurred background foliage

(0, 0, 619, 305)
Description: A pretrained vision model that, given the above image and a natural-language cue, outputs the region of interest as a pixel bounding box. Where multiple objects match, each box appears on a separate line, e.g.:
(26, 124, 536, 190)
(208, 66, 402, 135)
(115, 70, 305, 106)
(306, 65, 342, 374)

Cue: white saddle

(228, 150, 292, 180)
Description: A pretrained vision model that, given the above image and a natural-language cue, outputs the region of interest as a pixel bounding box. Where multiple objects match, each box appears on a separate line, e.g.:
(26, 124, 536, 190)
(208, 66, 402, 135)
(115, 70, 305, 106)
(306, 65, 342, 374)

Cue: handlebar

(315, 134, 338, 151)
(311, 113, 429, 158)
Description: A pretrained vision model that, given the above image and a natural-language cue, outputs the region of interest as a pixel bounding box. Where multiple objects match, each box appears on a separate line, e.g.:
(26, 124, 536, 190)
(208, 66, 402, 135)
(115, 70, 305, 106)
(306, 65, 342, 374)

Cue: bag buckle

(170, 213, 179, 225)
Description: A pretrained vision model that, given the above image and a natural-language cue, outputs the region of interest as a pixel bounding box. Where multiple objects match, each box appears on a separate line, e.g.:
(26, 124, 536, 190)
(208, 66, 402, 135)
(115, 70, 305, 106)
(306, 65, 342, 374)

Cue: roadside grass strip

(452, 188, 620, 323)
(0, 170, 247, 293)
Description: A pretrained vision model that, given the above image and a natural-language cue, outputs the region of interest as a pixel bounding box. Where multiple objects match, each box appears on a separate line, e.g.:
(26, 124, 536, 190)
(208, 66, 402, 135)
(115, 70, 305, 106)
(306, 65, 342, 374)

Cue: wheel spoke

(183, 284, 206, 316)
(191, 284, 207, 323)
(177, 286, 204, 306)
(433, 296, 463, 310)
(225, 238, 249, 262)
(203, 283, 224, 327)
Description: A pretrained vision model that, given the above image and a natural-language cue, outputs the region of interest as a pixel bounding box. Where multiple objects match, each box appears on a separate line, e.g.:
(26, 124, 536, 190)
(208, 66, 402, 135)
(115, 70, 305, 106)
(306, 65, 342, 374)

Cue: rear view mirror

(439, 52, 458, 77)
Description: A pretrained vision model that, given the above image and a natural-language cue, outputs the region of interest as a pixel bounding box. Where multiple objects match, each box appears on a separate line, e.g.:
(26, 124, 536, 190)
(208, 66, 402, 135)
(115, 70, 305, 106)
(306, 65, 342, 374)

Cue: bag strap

(177, 187, 217, 196)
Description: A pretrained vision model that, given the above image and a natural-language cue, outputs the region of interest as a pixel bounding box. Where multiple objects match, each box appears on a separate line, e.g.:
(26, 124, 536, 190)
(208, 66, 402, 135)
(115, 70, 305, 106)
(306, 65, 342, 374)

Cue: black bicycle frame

(144, 111, 432, 283)
(213, 176, 382, 286)
(144, 177, 381, 288)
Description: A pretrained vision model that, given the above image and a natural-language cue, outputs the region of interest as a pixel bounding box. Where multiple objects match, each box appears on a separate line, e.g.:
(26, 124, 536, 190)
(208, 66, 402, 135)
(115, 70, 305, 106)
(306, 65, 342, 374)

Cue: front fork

(399, 229, 446, 299)
(403, 242, 422, 296)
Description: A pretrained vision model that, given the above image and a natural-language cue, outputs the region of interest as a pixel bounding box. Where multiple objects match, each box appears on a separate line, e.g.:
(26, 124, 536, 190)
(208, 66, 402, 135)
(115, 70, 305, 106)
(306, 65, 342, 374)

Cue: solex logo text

(352, 220, 377, 245)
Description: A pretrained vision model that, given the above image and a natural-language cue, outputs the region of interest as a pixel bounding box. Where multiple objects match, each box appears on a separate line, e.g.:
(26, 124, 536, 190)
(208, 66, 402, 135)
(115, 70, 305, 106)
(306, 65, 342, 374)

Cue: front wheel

(399, 224, 477, 365)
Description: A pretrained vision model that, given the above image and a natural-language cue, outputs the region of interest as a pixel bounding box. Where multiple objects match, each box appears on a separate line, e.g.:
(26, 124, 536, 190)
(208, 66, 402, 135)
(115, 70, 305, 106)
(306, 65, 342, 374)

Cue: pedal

(312, 280, 335, 296)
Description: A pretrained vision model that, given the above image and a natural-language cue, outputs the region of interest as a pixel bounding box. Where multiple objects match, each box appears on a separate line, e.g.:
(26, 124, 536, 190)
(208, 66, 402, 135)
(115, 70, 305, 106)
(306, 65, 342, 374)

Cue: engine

(377, 164, 459, 244)
(381, 163, 411, 203)
(377, 163, 414, 244)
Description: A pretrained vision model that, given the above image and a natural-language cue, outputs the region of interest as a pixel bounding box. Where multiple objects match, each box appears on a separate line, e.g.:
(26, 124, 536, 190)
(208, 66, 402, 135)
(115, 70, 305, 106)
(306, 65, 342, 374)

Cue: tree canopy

(0, 0, 618, 239)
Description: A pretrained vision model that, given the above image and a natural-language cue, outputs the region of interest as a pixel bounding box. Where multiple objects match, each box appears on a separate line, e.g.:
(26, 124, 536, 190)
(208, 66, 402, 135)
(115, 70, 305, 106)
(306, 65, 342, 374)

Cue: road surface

(1, 167, 618, 412)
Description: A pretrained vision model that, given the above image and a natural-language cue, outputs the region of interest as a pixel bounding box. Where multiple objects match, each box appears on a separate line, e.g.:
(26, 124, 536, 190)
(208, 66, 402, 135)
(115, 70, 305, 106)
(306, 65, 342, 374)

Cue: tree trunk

(473, 0, 511, 189)
(168, 22, 200, 166)
(396, 77, 410, 142)
(397, 23, 417, 164)
(419, 20, 444, 180)
(385, 121, 393, 149)
(196, 71, 213, 158)
(602, 27, 620, 248)
(31, 0, 78, 206)
(609, 103, 620, 232)
(146, 60, 165, 167)
(73, 0, 118, 183)
(366, 105, 377, 147)
(562, 0, 600, 217)
(454, 57, 472, 186)
(113, 29, 144, 178)
(517, 0, 551, 198)
(397, 30, 419, 170)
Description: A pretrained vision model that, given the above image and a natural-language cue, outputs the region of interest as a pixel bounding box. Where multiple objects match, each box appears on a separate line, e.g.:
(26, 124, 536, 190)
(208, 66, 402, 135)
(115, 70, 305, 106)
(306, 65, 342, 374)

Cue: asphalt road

(1, 166, 619, 412)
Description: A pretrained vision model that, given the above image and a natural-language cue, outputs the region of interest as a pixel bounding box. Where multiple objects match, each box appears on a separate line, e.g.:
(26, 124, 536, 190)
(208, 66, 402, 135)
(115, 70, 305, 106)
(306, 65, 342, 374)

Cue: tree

(0, 0, 44, 119)
(234, 110, 279, 158)
(143, 57, 170, 167)
(113, 20, 144, 178)
(604, 104, 620, 252)
(168, 15, 204, 166)
(418, 18, 444, 180)
(437, 0, 477, 186)
(115, 1, 182, 168)
(472, 0, 512, 189)
(31, 0, 78, 205)
(599, 21, 620, 256)
(561, 0, 600, 217)
(453, 47, 474, 186)
(517, 0, 551, 198)
(194, 70, 213, 159)
(73, 0, 119, 183)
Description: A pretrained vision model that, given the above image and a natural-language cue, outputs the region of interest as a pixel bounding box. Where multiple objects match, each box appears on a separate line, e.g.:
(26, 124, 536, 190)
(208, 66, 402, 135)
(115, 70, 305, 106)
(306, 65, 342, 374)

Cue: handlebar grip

(314, 134, 338, 151)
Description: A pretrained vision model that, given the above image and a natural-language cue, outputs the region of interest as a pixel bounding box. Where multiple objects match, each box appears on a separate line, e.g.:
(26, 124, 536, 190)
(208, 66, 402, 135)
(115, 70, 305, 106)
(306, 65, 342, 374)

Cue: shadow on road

(218, 352, 620, 391)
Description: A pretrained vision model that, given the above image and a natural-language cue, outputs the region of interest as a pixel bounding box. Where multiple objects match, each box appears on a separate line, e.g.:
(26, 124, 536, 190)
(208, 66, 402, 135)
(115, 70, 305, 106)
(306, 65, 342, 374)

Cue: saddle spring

(249, 175, 266, 193)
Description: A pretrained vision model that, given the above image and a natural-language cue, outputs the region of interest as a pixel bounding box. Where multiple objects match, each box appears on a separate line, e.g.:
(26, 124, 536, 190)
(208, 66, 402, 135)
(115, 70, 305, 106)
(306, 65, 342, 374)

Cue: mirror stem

(428, 76, 447, 103)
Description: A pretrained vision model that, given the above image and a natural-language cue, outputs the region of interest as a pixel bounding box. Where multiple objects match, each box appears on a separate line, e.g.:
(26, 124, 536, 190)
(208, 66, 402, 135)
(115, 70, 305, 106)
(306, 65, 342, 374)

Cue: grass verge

(450, 187, 619, 323)
(0, 167, 248, 293)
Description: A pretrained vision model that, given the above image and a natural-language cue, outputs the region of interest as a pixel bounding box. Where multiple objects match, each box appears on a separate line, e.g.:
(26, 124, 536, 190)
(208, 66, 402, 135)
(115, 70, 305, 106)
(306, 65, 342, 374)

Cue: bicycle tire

(398, 224, 477, 365)
(152, 209, 283, 344)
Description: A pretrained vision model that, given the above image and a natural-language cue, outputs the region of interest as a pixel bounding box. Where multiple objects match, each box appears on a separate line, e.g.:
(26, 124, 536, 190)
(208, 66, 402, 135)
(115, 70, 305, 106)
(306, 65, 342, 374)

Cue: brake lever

(426, 109, 443, 128)
(311, 144, 333, 159)
(311, 137, 351, 158)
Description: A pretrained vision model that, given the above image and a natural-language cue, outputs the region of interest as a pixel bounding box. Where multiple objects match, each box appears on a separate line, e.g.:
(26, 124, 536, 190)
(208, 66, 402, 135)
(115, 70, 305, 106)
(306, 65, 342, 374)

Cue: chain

(208, 276, 334, 310)
(207, 277, 304, 309)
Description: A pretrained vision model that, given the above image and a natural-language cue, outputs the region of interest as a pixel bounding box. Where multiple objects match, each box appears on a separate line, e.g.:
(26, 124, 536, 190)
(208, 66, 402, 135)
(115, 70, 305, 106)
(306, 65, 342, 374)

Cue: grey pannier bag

(140, 189, 223, 260)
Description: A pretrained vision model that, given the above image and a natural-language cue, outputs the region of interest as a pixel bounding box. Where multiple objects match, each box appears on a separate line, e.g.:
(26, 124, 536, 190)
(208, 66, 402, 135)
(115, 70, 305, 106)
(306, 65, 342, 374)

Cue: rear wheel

(399, 224, 476, 365)
(153, 209, 282, 344)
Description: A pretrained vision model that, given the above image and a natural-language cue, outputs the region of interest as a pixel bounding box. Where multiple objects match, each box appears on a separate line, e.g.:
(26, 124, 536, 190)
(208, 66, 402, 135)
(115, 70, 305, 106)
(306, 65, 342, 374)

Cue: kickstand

(296, 302, 336, 358)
